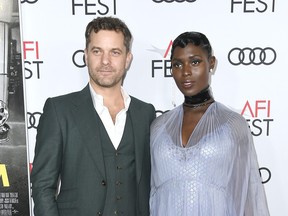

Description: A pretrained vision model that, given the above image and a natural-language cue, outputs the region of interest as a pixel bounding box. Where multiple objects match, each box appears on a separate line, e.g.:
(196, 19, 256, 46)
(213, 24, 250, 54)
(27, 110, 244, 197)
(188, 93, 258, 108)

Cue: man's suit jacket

(31, 84, 156, 216)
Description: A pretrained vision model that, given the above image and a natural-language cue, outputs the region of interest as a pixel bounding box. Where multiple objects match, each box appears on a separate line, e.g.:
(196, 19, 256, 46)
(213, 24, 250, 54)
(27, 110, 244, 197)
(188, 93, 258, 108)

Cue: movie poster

(0, 0, 31, 215)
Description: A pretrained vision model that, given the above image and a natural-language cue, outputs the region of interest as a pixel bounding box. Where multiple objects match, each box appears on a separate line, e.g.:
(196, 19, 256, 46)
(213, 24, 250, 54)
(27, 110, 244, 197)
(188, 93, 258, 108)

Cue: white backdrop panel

(20, 0, 287, 215)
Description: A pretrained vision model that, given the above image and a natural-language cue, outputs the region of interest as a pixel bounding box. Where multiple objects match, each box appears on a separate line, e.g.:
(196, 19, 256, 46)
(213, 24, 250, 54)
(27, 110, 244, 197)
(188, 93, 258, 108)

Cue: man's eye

(93, 49, 101, 55)
(111, 50, 121, 56)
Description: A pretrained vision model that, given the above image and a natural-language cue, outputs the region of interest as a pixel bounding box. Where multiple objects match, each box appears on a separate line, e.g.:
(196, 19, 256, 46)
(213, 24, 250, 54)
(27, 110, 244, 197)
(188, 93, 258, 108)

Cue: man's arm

(31, 98, 63, 216)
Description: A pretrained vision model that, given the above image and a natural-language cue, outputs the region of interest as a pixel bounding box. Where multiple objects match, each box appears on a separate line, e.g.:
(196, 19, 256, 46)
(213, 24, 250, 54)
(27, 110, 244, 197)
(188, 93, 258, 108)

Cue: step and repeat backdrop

(17, 0, 288, 215)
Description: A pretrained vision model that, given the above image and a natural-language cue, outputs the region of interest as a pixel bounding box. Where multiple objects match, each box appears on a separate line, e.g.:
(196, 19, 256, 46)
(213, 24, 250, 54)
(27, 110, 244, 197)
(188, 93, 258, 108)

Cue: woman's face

(171, 43, 215, 97)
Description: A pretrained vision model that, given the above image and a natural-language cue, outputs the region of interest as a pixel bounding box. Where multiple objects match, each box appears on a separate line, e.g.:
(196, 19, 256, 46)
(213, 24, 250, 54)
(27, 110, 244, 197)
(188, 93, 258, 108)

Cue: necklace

(183, 99, 215, 109)
(183, 86, 214, 109)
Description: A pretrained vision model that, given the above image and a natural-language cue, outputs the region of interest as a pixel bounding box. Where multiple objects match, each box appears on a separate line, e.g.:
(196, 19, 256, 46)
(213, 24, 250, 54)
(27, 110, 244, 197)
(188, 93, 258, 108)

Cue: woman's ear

(209, 56, 216, 72)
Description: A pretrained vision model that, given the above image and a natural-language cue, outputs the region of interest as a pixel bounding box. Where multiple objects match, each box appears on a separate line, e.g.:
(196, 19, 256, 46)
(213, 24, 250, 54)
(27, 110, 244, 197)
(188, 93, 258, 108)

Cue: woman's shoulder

(214, 101, 249, 129)
(151, 105, 181, 129)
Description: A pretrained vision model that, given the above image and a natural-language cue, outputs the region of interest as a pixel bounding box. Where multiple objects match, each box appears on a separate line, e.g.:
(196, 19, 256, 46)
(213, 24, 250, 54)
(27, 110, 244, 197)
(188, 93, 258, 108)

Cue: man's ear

(84, 48, 88, 66)
(125, 52, 133, 70)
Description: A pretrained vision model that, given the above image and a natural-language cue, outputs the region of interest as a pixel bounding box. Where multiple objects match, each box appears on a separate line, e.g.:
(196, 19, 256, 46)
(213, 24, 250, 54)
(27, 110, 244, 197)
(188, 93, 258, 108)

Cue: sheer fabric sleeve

(244, 126, 270, 216)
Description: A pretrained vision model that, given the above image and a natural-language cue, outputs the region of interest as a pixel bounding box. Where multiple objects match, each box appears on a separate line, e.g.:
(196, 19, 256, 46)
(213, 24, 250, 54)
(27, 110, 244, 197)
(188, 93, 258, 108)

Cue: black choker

(183, 86, 214, 108)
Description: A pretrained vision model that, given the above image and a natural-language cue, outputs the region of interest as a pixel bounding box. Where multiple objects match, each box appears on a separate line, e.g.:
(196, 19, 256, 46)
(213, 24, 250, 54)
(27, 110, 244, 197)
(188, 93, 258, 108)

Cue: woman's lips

(182, 80, 194, 88)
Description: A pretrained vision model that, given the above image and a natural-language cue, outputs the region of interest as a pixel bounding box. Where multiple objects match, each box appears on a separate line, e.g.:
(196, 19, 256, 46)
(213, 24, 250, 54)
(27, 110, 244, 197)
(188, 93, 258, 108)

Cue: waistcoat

(100, 111, 137, 215)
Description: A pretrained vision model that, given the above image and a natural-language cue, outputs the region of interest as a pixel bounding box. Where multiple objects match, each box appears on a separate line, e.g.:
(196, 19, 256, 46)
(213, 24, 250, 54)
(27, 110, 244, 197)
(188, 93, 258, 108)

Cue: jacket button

(97, 211, 102, 215)
(101, 180, 106, 186)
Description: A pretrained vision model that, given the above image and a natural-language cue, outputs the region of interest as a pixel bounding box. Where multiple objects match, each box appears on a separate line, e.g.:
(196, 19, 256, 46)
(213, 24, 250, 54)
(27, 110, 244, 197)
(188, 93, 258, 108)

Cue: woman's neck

(183, 86, 214, 109)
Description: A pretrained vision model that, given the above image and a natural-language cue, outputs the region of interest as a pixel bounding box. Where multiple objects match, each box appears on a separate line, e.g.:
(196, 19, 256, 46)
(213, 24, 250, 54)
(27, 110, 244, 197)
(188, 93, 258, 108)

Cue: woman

(149, 31, 270, 216)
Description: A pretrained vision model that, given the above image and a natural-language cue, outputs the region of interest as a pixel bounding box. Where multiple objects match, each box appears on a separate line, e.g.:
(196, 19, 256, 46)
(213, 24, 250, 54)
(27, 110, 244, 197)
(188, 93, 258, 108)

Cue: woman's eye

(191, 59, 200, 65)
(172, 62, 182, 69)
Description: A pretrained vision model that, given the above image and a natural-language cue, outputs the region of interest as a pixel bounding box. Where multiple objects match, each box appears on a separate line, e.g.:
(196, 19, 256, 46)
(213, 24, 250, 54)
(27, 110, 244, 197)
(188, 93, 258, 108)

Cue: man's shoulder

(129, 96, 156, 120)
(49, 85, 89, 102)
(130, 96, 154, 108)
(43, 85, 90, 110)
(52, 91, 80, 100)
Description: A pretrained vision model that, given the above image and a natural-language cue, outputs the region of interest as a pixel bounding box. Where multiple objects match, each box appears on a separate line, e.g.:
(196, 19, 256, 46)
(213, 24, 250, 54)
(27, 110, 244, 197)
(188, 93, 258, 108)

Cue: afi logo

(242, 100, 273, 136)
(23, 41, 44, 79)
(231, 0, 275, 13)
(149, 40, 173, 78)
(72, 0, 117, 15)
(23, 41, 39, 60)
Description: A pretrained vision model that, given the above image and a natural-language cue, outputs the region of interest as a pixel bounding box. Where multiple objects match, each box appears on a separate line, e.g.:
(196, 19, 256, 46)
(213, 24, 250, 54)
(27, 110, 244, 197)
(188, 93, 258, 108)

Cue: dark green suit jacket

(31, 84, 156, 216)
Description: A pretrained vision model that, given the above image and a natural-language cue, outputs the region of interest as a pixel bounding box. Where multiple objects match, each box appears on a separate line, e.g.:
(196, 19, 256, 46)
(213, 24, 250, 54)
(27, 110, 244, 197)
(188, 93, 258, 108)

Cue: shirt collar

(89, 83, 131, 114)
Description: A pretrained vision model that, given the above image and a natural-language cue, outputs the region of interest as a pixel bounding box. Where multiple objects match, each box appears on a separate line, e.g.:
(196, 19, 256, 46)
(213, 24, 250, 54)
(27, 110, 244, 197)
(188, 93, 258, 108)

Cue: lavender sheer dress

(149, 102, 269, 216)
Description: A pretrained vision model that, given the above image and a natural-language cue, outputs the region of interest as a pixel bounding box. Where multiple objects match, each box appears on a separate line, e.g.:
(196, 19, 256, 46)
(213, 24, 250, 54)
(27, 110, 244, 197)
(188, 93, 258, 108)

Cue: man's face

(85, 30, 132, 90)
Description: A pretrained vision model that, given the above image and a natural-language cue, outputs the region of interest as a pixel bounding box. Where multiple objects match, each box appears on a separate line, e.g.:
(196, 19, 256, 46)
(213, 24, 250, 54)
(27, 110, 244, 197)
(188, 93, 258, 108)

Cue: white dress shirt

(89, 84, 131, 149)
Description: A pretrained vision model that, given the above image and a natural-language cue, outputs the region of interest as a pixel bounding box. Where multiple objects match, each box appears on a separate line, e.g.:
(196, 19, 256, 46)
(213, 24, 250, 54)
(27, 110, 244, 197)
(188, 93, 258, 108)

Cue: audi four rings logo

(228, 47, 276, 66)
(259, 167, 271, 184)
(21, 0, 38, 3)
(152, 0, 196, 3)
(27, 112, 42, 129)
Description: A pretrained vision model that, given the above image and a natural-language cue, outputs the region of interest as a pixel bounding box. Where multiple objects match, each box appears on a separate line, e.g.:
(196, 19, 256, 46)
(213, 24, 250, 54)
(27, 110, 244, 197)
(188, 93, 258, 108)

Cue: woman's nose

(182, 65, 192, 76)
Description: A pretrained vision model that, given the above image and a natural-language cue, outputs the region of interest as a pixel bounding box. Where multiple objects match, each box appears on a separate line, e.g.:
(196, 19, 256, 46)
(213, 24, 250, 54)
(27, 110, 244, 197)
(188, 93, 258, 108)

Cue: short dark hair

(170, 31, 213, 60)
(85, 16, 132, 52)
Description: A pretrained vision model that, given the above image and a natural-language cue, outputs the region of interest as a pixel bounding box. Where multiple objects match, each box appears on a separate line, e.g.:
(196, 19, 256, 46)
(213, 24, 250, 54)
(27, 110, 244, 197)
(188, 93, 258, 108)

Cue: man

(31, 16, 156, 216)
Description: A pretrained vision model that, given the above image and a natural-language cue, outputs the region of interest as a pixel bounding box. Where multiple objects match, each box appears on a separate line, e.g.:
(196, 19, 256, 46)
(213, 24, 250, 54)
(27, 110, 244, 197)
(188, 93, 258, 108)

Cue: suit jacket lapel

(72, 84, 106, 178)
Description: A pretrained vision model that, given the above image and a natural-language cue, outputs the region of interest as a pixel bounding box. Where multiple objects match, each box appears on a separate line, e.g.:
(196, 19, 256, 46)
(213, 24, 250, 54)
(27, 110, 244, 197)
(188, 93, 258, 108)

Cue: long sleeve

(31, 98, 62, 216)
(244, 129, 270, 216)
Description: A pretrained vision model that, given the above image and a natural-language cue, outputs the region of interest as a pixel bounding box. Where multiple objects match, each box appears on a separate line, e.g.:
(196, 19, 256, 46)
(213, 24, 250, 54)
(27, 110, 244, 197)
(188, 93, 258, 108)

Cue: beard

(89, 67, 125, 88)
